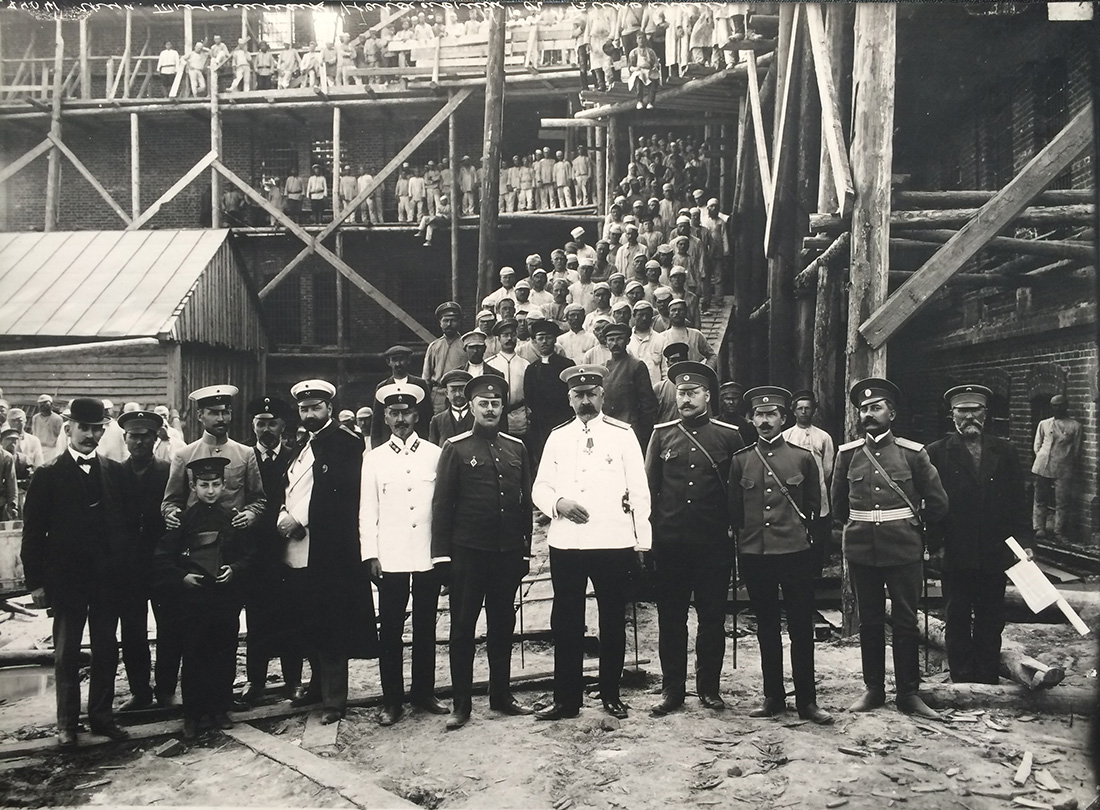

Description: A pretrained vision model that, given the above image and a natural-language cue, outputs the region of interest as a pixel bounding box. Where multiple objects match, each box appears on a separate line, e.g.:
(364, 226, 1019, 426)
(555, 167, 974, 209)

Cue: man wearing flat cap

(22, 398, 132, 748)
(486, 320, 530, 439)
(30, 394, 63, 463)
(484, 266, 519, 309)
(429, 369, 474, 446)
(653, 298, 717, 379)
(729, 387, 831, 724)
(629, 300, 662, 385)
(279, 380, 376, 724)
(239, 396, 303, 705)
(355, 407, 373, 437)
(558, 304, 598, 364)
(1031, 394, 1082, 543)
(533, 365, 651, 721)
(652, 342, 689, 423)
(927, 385, 1027, 684)
(601, 322, 659, 447)
(371, 346, 432, 448)
(423, 302, 468, 416)
(360, 383, 447, 726)
(432, 375, 534, 729)
(162, 385, 266, 534)
(116, 410, 175, 712)
(718, 381, 757, 445)
(523, 319, 576, 470)
(572, 225, 597, 267)
(646, 363, 743, 716)
(460, 329, 504, 379)
(832, 378, 949, 719)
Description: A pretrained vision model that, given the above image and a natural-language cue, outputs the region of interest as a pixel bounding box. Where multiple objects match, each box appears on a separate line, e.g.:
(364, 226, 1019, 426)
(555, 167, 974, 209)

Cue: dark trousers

(283, 567, 349, 714)
(448, 545, 526, 711)
(942, 569, 1006, 684)
(377, 568, 442, 706)
(549, 547, 632, 710)
(179, 600, 240, 721)
(118, 594, 153, 701)
(653, 541, 734, 697)
(245, 566, 303, 692)
(305, 652, 349, 714)
(740, 549, 818, 708)
(53, 601, 120, 731)
(151, 599, 184, 702)
(849, 560, 923, 696)
(245, 625, 303, 695)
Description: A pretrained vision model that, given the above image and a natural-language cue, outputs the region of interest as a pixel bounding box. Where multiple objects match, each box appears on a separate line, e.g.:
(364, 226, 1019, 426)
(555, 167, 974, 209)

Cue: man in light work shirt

(422, 302, 468, 415)
(782, 390, 835, 563)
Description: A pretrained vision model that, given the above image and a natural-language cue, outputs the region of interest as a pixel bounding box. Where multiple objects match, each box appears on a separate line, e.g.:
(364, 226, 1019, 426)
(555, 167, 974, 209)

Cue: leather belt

(849, 507, 914, 523)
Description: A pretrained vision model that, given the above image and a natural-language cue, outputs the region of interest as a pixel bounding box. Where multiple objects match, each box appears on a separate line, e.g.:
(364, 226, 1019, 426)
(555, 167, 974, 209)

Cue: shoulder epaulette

(603, 416, 632, 430)
(895, 437, 925, 451)
(499, 432, 524, 443)
(653, 419, 679, 430)
(711, 419, 740, 433)
(448, 430, 474, 443)
(549, 417, 577, 433)
(839, 439, 863, 452)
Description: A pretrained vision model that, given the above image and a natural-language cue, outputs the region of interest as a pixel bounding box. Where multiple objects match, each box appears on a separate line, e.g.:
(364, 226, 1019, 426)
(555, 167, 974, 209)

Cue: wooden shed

(0, 229, 266, 439)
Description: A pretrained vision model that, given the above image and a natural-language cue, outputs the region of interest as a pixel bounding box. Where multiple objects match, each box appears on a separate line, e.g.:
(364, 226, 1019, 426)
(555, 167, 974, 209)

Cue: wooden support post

(332, 105, 341, 219)
(241, 7, 248, 43)
(743, 51, 772, 210)
(47, 134, 131, 225)
(127, 151, 217, 230)
(0, 139, 51, 188)
(811, 232, 848, 437)
(807, 3, 854, 216)
(719, 120, 731, 212)
(130, 113, 140, 219)
(44, 17, 63, 232)
(764, 3, 800, 255)
(335, 231, 346, 387)
(477, 5, 506, 303)
(79, 17, 90, 100)
(793, 31, 819, 392)
(595, 124, 606, 213)
(210, 59, 222, 228)
(860, 103, 1094, 348)
(448, 95, 461, 301)
(0, 14, 4, 96)
(564, 98, 575, 157)
(606, 115, 620, 208)
(123, 8, 132, 99)
(184, 6, 193, 54)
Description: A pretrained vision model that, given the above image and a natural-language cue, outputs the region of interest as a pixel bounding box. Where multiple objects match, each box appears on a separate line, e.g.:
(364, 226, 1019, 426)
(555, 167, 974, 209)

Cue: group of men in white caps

(20, 325, 1025, 746)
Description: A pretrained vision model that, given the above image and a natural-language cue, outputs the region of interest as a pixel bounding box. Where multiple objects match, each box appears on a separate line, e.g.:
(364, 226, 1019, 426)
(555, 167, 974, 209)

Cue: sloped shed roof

(0, 229, 264, 350)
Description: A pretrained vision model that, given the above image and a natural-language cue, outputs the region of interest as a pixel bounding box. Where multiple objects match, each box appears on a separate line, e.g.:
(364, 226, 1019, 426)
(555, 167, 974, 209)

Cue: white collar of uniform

(759, 433, 784, 445)
(69, 447, 96, 463)
(200, 431, 228, 447)
(259, 443, 282, 458)
(388, 432, 420, 453)
(577, 413, 606, 433)
(869, 430, 892, 445)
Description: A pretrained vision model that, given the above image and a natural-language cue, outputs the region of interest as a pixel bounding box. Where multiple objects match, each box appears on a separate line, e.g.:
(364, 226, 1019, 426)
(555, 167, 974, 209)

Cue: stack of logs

(795, 187, 1095, 293)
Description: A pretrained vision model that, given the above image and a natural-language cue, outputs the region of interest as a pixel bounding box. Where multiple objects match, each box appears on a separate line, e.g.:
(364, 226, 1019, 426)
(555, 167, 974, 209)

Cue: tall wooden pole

(841, 3, 895, 636)
(595, 125, 606, 212)
(335, 231, 346, 388)
(332, 105, 342, 221)
(44, 18, 64, 232)
(123, 9, 132, 99)
(817, 4, 852, 214)
(130, 113, 140, 219)
(606, 116, 620, 206)
(794, 28, 820, 391)
(79, 17, 90, 100)
(448, 93, 461, 301)
(477, 5, 506, 303)
(184, 6, 193, 54)
(210, 58, 222, 228)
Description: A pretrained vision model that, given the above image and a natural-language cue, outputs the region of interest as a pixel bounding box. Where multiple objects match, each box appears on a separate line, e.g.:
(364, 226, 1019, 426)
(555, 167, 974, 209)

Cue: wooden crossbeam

(127, 150, 216, 230)
(215, 161, 434, 342)
(763, 4, 801, 255)
(805, 3, 854, 216)
(573, 62, 752, 120)
(0, 138, 50, 187)
(743, 51, 772, 210)
(270, 87, 475, 291)
(46, 133, 131, 225)
(859, 103, 1094, 349)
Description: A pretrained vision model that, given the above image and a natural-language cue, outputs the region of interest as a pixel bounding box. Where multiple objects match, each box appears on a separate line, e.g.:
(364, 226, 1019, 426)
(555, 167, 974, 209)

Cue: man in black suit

(115, 410, 174, 711)
(926, 384, 1027, 684)
(428, 369, 473, 446)
(278, 380, 377, 724)
(522, 318, 575, 470)
(370, 345, 433, 448)
(22, 398, 131, 749)
(240, 396, 303, 704)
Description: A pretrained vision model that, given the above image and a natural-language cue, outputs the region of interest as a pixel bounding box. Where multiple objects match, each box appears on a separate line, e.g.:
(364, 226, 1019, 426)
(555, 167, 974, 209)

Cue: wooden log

(0, 138, 51, 187)
(43, 18, 64, 232)
(79, 17, 90, 100)
(764, 3, 800, 256)
(46, 133, 131, 226)
(859, 103, 1094, 349)
(122, 8, 132, 99)
(811, 231, 848, 438)
(448, 95, 460, 301)
(892, 229, 1093, 262)
(920, 681, 1094, 714)
(0, 648, 89, 667)
(893, 189, 1093, 208)
(130, 113, 140, 218)
(127, 150, 217, 230)
(210, 59, 221, 228)
(744, 50, 773, 209)
(810, 204, 1097, 233)
(806, 2, 854, 216)
(478, 6, 506, 303)
(1005, 585, 1100, 627)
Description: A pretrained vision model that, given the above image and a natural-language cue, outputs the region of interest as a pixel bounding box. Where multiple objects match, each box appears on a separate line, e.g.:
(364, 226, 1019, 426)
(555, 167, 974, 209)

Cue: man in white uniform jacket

(532, 365, 651, 721)
(360, 383, 447, 727)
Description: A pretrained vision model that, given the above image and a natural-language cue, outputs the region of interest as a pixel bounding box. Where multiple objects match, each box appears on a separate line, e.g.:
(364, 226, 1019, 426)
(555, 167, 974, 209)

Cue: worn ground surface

(0, 527, 1096, 809)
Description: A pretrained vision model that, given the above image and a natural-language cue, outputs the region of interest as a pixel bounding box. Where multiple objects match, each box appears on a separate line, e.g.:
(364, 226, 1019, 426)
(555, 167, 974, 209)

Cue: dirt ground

(1, 527, 1097, 809)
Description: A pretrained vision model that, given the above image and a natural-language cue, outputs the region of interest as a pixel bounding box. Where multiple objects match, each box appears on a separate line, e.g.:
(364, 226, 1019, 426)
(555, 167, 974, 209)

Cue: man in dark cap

(832, 378, 949, 719)
(1031, 394, 1082, 543)
(279, 380, 376, 724)
(116, 410, 174, 711)
(523, 319, 575, 470)
(22, 398, 131, 748)
(239, 396, 303, 705)
(729, 387, 831, 724)
(371, 346, 432, 448)
(431, 375, 534, 729)
(533, 365, 650, 721)
(653, 342, 688, 423)
(601, 322, 658, 447)
(428, 369, 474, 446)
(361, 383, 448, 725)
(927, 385, 1027, 684)
(718, 381, 757, 445)
(423, 302, 468, 415)
(645, 363, 743, 716)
